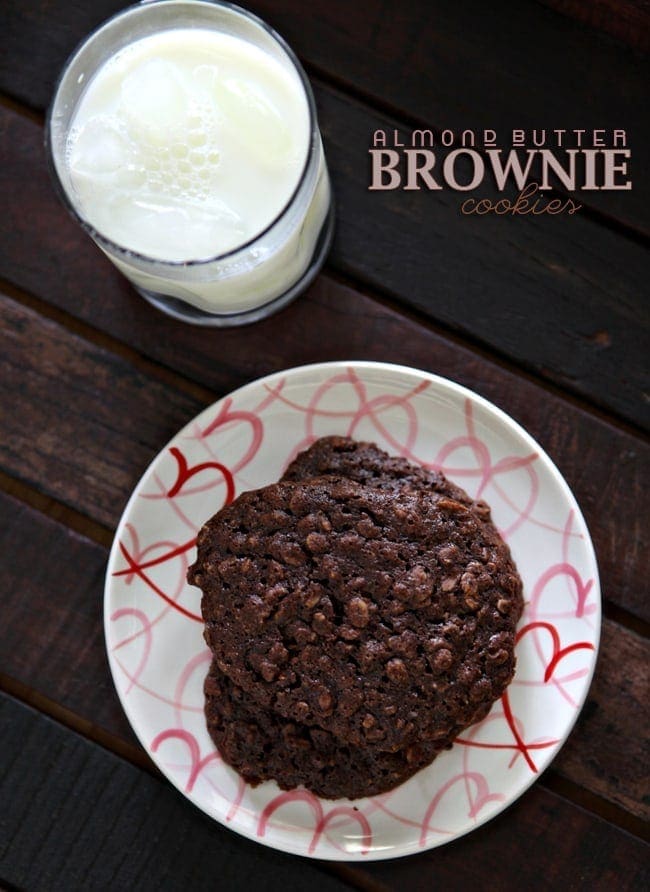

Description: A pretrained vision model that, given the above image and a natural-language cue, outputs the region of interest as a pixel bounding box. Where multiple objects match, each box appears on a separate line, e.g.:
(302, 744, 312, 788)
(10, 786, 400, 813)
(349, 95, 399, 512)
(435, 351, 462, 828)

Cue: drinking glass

(47, 0, 333, 326)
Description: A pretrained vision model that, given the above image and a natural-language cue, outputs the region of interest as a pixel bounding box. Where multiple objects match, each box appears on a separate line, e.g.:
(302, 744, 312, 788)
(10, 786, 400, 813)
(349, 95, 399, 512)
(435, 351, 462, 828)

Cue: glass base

(136, 203, 335, 327)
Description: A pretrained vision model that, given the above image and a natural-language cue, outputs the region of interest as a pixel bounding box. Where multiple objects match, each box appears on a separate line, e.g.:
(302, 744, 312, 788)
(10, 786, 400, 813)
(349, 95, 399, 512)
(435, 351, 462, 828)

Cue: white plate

(105, 361, 600, 860)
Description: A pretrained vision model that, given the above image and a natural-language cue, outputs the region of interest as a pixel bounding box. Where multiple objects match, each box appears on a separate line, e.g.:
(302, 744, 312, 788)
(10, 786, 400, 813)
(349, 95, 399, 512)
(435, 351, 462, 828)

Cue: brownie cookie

(204, 660, 450, 800)
(282, 436, 475, 507)
(190, 474, 522, 754)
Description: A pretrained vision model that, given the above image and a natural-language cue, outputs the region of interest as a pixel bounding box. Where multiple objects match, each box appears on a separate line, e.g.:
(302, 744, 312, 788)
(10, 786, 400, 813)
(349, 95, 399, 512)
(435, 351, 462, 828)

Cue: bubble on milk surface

(112, 58, 224, 203)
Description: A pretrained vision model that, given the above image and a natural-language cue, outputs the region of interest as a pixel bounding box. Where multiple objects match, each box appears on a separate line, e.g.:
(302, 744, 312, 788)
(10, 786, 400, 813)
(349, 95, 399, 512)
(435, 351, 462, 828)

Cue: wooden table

(1, 1, 648, 889)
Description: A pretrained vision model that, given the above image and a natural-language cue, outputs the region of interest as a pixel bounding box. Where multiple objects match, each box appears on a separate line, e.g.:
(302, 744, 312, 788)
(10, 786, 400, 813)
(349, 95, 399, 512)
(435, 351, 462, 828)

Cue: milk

(56, 15, 331, 317)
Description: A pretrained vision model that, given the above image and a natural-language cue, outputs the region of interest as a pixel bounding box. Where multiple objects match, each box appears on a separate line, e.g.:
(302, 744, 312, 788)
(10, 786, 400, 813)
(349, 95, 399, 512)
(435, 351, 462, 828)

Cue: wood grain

(554, 621, 649, 818)
(253, 0, 650, 233)
(0, 494, 136, 746)
(359, 787, 649, 892)
(319, 87, 650, 430)
(1, 265, 648, 625)
(1, 663, 649, 891)
(537, 0, 650, 52)
(0, 478, 647, 820)
(1, 0, 648, 230)
(1, 62, 649, 428)
(1, 292, 202, 528)
(0, 695, 354, 892)
(0, 1, 647, 885)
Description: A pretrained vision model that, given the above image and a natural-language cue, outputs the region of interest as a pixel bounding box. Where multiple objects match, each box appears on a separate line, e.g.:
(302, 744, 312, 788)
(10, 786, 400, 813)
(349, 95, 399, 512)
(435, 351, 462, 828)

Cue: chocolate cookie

(283, 435, 503, 543)
(204, 660, 449, 800)
(190, 474, 522, 754)
(282, 436, 475, 506)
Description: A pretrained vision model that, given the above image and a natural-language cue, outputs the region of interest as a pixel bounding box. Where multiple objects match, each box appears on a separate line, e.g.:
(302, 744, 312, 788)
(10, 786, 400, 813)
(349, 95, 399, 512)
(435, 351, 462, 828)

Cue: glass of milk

(47, 0, 333, 326)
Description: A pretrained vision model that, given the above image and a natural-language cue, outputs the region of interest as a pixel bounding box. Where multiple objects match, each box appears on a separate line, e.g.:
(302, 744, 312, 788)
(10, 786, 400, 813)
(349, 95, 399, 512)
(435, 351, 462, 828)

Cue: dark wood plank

(1, 694, 648, 892)
(0, 5, 646, 887)
(0, 694, 354, 892)
(2, 1, 648, 231)
(319, 87, 650, 431)
(552, 621, 649, 818)
(254, 0, 650, 233)
(1, 92, 648, 430)
(538, 0, 650, 52)
(1, 293, 203, 528)
(359, 788, 649, 892)
(1, 490, 647, 821)
(1, 232, 649, 625)
(0, 494, 136, 747)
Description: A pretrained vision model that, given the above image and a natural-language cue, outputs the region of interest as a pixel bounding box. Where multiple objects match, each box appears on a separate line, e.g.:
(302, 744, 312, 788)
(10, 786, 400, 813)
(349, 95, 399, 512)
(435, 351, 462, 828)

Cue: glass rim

(45, 0, 319, 268)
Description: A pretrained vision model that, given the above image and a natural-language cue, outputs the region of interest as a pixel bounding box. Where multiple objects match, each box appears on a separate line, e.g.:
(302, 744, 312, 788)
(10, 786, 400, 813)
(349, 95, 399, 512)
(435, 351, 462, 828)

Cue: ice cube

(192, 64, 220, 95)
(120, 59, 189, 145)
(214, 77, 292, 167)
(69, 116, 131, 176)
(107, 193, 194, 259)
(176, 196, 246, 258)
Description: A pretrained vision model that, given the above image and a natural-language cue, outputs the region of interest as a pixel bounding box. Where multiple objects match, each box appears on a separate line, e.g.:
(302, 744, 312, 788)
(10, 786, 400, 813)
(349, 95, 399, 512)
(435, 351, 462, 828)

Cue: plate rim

(104, 359, 601, 861)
